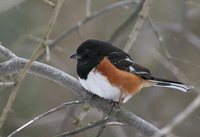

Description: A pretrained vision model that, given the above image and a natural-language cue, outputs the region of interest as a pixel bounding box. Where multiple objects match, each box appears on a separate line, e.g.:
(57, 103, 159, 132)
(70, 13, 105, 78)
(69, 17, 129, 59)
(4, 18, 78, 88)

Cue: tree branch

(157, 94, 200, 137)
(0, 81, 15, 86)
(109, 0, 145, 43)
(152, 50, 195, 88)
(56, 96, 78, 134)
(147, 15, 199, 137)
(0, 44, 162, 136)
(43, 0, 55, 7)
(124, 0, 153, 53)
(57, 117, 110, 137)
(0, 43, 17, 59)
(0, 0, 64, 129)
(86, 0, 92, 17)
(45, 0, 136, 54)
(95, 114, 107, 137)
(8, 100, 83, 137)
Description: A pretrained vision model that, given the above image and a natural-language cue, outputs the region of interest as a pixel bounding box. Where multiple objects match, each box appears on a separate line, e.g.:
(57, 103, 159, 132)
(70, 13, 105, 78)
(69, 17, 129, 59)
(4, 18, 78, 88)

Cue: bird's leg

(118, 91, 124, 105)
(112, 101, 120, 108)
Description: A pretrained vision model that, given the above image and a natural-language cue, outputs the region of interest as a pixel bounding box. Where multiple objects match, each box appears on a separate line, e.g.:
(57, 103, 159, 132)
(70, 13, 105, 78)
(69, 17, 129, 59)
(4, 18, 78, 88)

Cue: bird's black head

(70, 39, 117, 63)
(70, 39, 120, 79)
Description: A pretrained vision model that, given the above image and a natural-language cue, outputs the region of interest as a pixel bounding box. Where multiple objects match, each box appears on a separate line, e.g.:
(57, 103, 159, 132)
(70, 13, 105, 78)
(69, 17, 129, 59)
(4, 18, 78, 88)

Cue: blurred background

(0, 0, 200, 137)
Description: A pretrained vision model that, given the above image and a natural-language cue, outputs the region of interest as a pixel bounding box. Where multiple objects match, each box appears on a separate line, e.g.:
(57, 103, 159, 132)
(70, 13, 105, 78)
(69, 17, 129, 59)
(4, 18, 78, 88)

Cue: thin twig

(150, 29, 199, 136)
(70, 104, 92, 136)
(56, 97, 78, 134)
(0, 43, 17, 59)
(96, 114, 107, 137)
(150, 35, 199, 136)
(154, 94, 200, 137)
(152, 50, 194, 86)
(185, 0, 200, 8)
(147, 17, 163, 45)
(109, 0, 145, 43)
(124, 0, 153, 53)
(0, 0, 64, 129)
(43, 0, 64, 61)
(45, 0, 136, 54)
(171, 57, 200, 70)
(109, 126, 128, 137)
(28, 34, 43, 43)
(56, 117, 110, 137)
(147, 17, 171, 60)
(0, 81, 15, 86)
(43, 0, 55, 7)
(96, 124, 106, 137)
(8, 100, 84, 137)
(45, 41, 51, 61)
(106, 121, 127, 126)
(147, 16, 196, 88)
(86, 0, 92, 17)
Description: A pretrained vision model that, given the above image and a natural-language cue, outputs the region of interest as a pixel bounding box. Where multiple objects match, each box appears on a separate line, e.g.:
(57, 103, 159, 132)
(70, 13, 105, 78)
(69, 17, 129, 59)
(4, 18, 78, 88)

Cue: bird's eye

(83, 49, 89, 54)
(79, 49, 90, 58)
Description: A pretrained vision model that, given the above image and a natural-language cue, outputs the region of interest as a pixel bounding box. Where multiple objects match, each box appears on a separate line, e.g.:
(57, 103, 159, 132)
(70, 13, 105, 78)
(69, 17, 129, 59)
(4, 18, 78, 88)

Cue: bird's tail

(148, 78, 193, 92)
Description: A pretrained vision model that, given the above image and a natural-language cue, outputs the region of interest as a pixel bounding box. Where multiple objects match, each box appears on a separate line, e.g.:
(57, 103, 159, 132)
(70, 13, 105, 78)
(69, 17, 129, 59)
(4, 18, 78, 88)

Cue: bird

(70, 39, 193, 104)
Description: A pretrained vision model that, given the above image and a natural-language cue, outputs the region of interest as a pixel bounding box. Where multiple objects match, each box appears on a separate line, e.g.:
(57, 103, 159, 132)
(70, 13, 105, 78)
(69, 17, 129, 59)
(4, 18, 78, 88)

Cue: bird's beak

(70, 52, 82, 60)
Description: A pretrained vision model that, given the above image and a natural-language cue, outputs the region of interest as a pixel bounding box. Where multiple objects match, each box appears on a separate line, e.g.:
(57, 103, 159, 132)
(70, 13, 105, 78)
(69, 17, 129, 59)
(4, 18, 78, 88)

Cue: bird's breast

(79, 69, 123, 102)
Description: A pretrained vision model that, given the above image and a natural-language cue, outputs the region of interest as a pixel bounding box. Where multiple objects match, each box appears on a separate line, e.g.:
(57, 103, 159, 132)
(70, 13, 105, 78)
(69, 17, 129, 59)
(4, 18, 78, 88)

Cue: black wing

(107, 52, 153, 79)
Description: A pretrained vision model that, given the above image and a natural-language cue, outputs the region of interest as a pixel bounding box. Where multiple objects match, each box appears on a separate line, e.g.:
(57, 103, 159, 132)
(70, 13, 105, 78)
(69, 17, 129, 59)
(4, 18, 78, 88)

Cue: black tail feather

(148, 78, 193, 92)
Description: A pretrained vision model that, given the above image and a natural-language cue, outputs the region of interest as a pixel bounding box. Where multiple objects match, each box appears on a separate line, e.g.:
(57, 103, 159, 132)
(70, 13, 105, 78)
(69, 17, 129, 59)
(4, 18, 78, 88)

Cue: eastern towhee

(71, 39, 192, 103)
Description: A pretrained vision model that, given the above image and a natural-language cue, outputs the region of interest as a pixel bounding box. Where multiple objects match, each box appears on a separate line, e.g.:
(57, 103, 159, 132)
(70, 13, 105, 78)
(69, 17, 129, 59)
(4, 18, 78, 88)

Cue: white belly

(78, 69, 132, 103)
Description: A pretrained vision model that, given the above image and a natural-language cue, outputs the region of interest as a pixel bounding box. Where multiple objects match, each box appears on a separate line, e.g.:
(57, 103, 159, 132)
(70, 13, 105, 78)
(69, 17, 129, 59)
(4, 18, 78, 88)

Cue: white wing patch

(79, 68, 132, 103)
(135, 71, 149, 74)
(129, 66, 135, 72)
(125, 58, 134, 63)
